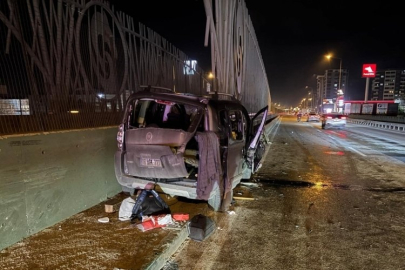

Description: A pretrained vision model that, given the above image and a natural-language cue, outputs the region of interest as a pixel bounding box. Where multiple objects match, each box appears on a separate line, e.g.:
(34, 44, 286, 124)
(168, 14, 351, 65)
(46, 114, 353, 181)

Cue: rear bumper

(325, 122, 346, 127)
(115, 151, 201, 199)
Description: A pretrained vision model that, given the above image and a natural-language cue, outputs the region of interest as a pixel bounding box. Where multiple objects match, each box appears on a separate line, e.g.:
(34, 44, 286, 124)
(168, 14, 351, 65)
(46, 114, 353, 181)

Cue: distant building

(316, 69, 348, 113)
(315, 75, 324, 112)
(324, 69, 348, 100)
(370, 69, 405, 100)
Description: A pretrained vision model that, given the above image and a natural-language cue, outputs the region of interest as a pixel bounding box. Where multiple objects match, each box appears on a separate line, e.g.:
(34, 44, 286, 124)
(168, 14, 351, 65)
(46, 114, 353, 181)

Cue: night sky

(113, 0, 405, 107)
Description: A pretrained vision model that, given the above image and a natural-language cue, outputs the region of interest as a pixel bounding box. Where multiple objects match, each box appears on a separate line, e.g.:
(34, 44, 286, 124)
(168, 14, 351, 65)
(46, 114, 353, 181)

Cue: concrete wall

(0, 127, 121, 250)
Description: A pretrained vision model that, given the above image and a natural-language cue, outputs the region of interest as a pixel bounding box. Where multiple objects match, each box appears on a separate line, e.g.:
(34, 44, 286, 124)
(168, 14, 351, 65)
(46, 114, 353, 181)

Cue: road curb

(144, 224, 189, 270)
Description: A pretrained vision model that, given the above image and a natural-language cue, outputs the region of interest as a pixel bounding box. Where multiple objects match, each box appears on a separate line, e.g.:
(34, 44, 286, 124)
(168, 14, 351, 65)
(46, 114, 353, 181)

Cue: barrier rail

(348, 118, 405, 133)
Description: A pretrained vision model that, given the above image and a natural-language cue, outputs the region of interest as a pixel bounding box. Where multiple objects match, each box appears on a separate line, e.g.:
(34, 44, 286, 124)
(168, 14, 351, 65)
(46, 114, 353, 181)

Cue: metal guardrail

(348, 118, 405, 133)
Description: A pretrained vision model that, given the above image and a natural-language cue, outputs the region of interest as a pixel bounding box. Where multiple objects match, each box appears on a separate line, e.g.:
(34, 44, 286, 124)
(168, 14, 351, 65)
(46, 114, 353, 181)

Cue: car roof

(127, 90, 207, 106)
(127, 87, 243, 108)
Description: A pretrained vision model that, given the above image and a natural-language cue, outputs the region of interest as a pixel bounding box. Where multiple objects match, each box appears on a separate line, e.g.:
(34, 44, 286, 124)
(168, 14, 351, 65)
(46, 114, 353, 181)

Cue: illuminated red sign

(362, 64, 377, 78)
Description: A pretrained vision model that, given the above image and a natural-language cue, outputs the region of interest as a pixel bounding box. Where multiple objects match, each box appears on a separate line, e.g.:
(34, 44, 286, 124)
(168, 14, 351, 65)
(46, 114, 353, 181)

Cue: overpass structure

(0, 0, 271, 250)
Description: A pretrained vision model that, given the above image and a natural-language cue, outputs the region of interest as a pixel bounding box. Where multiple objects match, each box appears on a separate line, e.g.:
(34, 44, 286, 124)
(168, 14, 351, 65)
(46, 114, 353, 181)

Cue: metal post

(338, 59, 342, 91)
(364, 77, 370, 102)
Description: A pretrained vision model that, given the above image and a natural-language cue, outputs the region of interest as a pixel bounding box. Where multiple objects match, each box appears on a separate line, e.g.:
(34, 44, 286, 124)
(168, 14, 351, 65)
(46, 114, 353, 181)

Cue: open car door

(246, 105, 268, 173)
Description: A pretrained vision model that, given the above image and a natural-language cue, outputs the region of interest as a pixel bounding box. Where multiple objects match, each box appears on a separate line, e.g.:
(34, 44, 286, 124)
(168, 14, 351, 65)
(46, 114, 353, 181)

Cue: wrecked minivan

(114, 86, 268, 211)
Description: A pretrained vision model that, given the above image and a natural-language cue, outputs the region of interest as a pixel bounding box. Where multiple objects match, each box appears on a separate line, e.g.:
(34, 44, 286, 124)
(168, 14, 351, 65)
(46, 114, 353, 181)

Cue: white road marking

(348, 146, 366, 157)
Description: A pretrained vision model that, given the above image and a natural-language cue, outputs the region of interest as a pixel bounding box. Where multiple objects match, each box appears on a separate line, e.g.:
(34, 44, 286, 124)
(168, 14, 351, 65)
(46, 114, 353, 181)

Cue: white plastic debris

(240, 182, 259, 187)
(227, 211, 236, 215)
(98, 217, 109, 223)
(156, 214, 174, 226)
(118, 197, 136, 221)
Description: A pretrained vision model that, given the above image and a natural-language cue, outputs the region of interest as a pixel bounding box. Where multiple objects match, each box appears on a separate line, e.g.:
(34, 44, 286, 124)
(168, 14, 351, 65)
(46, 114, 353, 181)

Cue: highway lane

(166, 114, 405, 270)
(270, 115, 405, 190)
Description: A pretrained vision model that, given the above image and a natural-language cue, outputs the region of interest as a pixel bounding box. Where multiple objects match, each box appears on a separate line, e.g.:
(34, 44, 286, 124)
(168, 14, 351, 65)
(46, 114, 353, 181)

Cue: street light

(207, 72, 214, 93)
(325, 54, 342, 91)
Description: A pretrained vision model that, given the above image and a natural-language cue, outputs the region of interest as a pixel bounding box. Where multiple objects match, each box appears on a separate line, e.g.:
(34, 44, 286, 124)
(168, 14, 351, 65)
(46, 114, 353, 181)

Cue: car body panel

(124, 145, 188, 178)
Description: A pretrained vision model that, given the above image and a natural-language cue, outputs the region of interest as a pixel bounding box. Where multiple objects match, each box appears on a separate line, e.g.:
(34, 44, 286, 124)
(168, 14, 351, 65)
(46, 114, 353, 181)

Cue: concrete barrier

(0, 127, 121, 250)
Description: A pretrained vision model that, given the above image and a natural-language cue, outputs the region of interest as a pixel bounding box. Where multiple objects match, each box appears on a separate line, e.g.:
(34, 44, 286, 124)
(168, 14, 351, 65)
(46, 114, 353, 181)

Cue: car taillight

(117, 124, 124, 150)
(341, 117, 347, 120)
(327, 116, 332, 119)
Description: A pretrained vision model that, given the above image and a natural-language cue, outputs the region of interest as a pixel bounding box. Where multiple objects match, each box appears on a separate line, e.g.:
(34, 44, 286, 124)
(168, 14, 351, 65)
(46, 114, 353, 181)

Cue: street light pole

(338, 58, 342, 91)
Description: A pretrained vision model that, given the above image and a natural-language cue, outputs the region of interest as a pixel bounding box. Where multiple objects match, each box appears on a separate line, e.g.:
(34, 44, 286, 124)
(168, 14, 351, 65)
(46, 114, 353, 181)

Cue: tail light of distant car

(341, 116, 347, 120)
(117, 124, 124, 150)
(327, 116, 332, 119)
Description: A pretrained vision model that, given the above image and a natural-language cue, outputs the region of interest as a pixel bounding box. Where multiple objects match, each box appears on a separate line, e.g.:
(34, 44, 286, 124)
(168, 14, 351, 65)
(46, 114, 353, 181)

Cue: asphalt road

(1, 115, 404, 270)
(164, 115, 405, 270)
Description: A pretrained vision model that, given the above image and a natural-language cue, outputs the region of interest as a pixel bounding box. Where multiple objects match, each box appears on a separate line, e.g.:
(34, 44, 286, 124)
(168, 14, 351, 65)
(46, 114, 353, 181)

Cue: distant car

(114, 86, 268, 212)
(321, 113, 347, 129)
(306, 111, 320, 122)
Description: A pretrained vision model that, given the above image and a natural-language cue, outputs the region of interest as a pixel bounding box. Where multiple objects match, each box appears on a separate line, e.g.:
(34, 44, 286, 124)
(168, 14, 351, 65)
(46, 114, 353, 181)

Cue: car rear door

(246, 105, 268, 173)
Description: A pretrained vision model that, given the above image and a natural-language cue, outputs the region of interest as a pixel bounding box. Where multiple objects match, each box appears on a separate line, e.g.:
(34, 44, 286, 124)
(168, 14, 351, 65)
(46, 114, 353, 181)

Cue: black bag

(130, 189, 171, 223)
(188, 214, 216, 241)
(141, 192, 170, 216)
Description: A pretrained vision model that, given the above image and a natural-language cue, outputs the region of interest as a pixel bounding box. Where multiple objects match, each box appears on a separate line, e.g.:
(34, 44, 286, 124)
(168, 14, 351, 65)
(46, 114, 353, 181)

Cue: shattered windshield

(126, 99, 202, 132)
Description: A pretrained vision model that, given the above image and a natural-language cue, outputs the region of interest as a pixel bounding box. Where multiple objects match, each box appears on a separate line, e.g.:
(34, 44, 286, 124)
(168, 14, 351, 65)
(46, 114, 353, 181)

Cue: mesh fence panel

(0, 0, 210, 136)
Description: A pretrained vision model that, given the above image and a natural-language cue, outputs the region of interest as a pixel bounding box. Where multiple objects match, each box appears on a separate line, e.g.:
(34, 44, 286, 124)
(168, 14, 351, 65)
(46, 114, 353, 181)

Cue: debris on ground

(188, 214, 216, 242)
(172, 213, 189, 221)
(97, 217, 109, 223)
(240, 182, 260, 187)
(135, 214, 174, 232)
(118, 197, 136, 221)
(233, 186, 255, 200)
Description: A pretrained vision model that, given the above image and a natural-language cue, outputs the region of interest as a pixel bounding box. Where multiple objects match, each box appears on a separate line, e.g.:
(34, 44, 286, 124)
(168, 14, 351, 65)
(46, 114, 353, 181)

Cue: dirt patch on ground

(0, 191, 213, 270)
